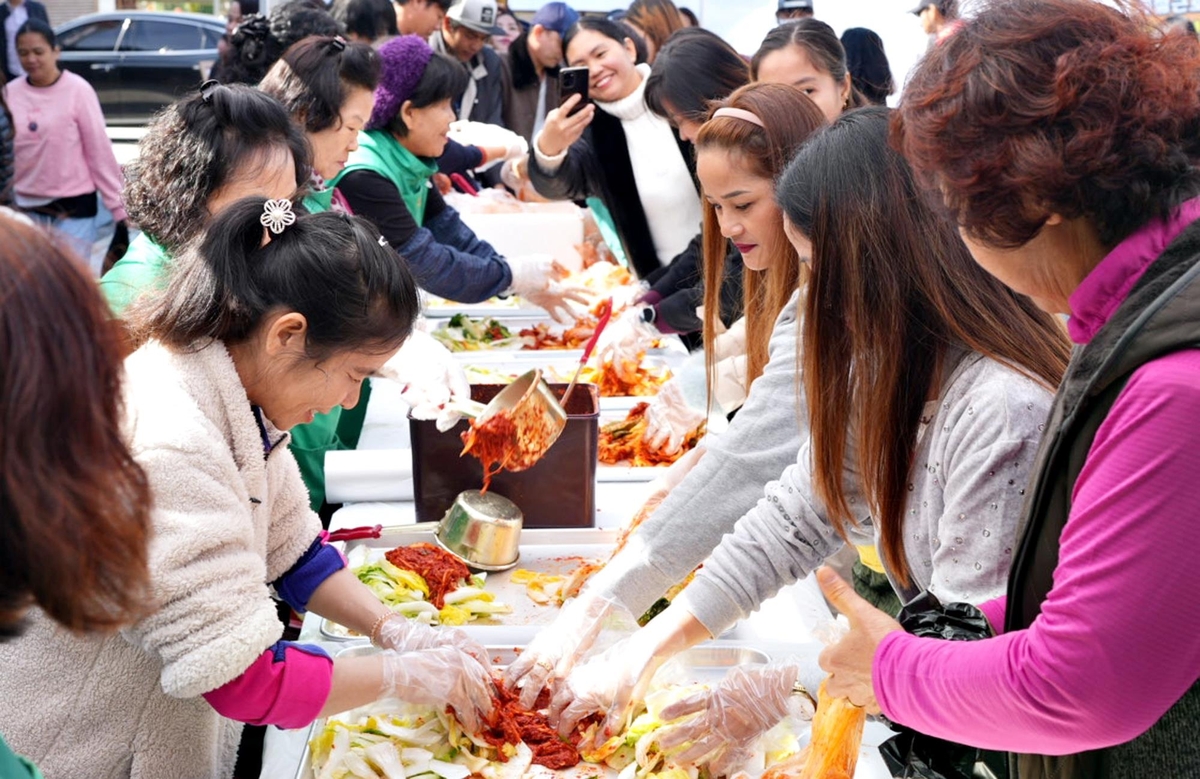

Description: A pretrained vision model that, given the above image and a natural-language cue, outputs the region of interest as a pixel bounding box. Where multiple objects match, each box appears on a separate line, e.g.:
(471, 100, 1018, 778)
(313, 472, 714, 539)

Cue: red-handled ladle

(560, 297, 613, 409)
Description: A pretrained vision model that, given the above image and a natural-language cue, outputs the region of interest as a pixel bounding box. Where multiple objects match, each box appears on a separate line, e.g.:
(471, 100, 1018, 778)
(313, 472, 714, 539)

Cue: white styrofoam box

(458, 211, 586, 271)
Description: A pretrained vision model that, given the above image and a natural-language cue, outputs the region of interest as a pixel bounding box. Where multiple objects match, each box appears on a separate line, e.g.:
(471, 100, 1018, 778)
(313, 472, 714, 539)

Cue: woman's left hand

(814, 566, 904, 714)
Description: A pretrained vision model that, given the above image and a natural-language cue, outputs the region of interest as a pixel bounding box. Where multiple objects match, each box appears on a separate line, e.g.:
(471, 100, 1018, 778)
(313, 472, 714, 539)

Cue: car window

(199, 27, 224, 48)
(120, 20, 204, 51)
(58, 19, 124, 51)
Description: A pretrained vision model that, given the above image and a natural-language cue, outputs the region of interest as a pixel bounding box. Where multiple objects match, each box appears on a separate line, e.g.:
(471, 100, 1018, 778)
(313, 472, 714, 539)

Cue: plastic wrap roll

(324, 449, 414, 504)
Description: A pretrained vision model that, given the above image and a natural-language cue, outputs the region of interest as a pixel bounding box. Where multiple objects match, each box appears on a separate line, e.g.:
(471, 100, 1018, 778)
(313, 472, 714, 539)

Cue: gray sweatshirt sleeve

(583, 293, 807, 617)
(674, 436, 875, 637)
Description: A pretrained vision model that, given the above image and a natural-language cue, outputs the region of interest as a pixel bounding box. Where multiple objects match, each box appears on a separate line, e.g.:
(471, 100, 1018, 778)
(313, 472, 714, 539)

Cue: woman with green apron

(260, 35, 472, 516)
(330, 34, 588, 324)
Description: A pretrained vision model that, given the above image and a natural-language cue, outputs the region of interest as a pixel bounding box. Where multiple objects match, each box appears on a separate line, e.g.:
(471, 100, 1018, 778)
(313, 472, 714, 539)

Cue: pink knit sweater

(4, 71, 126, 221)
(873, 201, 1200, 755)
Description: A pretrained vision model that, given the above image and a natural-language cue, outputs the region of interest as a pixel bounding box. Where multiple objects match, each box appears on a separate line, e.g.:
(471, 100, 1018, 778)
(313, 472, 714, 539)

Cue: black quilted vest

(1005, 220, 1200, 779)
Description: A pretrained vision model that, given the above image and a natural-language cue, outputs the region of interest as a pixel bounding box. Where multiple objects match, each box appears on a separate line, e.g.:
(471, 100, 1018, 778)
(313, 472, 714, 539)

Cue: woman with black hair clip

(260, 35, 379, 213)
(332, 35, 587, 319)
(99, 82, 308, 316)
(0, 198, 495, 779)
(752, 18, 867, 120)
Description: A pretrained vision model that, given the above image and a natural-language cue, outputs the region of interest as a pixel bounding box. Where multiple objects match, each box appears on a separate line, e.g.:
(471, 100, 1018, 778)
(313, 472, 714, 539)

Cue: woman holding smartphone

(528, 18, 702, 285)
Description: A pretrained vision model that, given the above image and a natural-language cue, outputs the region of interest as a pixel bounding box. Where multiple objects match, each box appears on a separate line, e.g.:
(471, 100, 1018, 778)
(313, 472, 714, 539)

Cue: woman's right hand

(504, 591, 623, 708)
(381, 646, 495, 733)
(536, 95, 596, 158)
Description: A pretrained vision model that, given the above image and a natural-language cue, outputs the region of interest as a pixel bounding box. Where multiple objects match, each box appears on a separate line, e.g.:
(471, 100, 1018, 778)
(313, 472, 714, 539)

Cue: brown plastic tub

(410, 383, 599, 529)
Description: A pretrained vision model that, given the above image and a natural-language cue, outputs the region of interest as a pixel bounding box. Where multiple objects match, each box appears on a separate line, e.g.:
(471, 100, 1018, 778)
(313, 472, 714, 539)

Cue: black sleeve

(654, 239, 744, 335)
(424, 185, 447, 222)
(337, 170, 421, 247)
(437, 139, 485, 176)
(649, 233, 702, 298)
(526, 129, 601, 203)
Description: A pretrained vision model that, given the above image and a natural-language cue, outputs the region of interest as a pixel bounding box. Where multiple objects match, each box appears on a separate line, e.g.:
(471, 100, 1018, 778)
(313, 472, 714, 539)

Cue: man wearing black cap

(431, 0, 506, 127)
(911, 0, 962, 43)
(501, 2, 579, 145)
(776, 0, 814, 23)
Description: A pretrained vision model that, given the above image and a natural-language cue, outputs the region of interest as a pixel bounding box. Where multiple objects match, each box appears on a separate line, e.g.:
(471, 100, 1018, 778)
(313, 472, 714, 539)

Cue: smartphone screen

(559, 67, 589, 117)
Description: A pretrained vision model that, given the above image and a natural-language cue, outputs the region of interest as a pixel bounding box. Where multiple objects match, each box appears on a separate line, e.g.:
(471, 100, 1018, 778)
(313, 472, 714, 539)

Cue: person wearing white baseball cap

(776, 0, 813, 23)
(430, 0, 506, 128)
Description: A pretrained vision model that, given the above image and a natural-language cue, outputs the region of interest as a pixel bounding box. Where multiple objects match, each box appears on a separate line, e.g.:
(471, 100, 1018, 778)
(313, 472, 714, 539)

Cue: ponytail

(130, 197, 419, 358)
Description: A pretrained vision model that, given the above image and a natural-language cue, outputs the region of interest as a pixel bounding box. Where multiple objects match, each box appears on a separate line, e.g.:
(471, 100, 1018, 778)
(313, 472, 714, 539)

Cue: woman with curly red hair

(818, 2, 1200, 777)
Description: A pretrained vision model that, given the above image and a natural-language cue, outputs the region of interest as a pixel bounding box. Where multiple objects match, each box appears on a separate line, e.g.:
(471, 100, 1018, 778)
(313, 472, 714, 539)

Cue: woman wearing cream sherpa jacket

(0, 199, 496, 778)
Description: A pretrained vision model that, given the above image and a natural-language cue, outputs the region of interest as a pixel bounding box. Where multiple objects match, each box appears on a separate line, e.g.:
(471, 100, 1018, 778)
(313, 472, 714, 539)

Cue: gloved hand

(449, 121, 529, 171)
(593, 307, 660, 381)
(549, 601, 709, 741)
(504, 591, 625, 709)
(643, 380, 707, 455)
(507, 253, 590, 324)
(654, 660, 817, 777)
(379, 328, 471, 432)
(375, 613, 493, 673)
(380, 646, 495, 733)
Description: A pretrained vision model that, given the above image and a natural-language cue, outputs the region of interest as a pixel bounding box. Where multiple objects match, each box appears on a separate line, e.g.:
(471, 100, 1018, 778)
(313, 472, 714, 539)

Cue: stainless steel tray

(294, 641, 779, 779)
(320, 527, 620, 641)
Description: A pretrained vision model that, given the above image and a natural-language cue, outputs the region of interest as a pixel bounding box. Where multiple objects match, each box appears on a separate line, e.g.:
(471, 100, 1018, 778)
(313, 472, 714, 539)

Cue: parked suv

(55, 11, 226, 125)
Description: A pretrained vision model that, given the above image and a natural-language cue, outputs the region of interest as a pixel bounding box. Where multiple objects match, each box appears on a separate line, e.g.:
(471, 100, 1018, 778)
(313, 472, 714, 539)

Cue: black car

(55, 11, 226, 125)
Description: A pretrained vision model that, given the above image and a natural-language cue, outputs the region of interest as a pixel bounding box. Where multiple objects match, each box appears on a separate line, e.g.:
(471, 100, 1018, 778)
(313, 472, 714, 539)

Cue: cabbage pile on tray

(310, 700, 534, 779)
(579, 683, 802, 779)
(432, 314, 523, 352)
(349, 547, 513, 626)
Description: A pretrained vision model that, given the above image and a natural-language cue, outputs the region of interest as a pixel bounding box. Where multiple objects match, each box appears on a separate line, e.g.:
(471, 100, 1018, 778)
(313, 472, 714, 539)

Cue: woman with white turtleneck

(527, 18, 702, 290)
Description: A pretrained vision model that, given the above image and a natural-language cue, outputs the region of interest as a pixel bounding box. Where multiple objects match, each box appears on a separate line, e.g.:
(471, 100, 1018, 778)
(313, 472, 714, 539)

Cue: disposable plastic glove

(381, 646, 495, 734)
(593, 307, 660, 380)
(549, 601, 708, 741)
(507, 253, 591, 324)
(376, 614, 493, 672)
(379, 328, 471, 432)
(448, 121, 529, 171)
(643, 380, 707, 455)
(503, 591, 626, 709)
(654, 659, 819, 777)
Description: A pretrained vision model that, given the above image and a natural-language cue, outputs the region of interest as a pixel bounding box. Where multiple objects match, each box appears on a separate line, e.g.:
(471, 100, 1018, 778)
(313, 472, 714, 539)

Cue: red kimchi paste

(384, 542, 470, 609)
(474, 677, 581, 770)
(460, 410, 518, 492)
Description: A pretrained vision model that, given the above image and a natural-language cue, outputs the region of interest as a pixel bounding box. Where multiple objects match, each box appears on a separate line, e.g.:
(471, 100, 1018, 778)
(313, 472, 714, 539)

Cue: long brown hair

(625, 0, 684, 60)
(696, 83, 826, 403)
(776, 108, 1071, 587)
(0, 215, 153, 638)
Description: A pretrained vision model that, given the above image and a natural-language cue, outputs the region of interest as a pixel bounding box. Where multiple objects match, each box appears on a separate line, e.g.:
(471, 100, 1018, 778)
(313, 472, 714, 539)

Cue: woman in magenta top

(817, 2, 1200, 778)
(4, 19, 125, 274)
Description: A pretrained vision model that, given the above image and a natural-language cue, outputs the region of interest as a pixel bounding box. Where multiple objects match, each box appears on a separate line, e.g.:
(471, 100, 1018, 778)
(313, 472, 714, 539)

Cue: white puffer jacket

(0, 340, 321, 779)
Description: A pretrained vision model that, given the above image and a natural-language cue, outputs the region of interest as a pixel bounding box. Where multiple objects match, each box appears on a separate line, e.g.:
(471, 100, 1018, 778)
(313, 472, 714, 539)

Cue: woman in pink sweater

(815, 2, 1200, 778)
(4, 19, 125, 274)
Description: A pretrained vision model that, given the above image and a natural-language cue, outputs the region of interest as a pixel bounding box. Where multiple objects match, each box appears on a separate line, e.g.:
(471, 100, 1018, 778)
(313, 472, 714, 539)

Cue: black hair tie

(329, 36, 346, 53)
